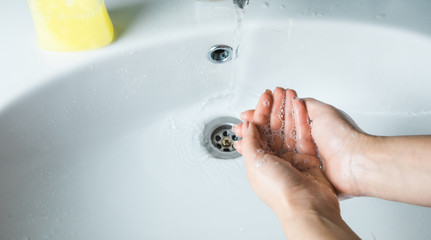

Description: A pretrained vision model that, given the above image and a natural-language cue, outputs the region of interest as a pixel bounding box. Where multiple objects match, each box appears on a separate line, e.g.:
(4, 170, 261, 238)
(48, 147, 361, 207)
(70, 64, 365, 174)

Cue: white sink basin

(1, 0, 431, 239)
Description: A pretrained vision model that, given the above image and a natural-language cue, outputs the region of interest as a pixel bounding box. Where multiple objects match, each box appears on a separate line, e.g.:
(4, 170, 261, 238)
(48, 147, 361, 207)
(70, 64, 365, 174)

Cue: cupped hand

(237, 88, 369, 197)
(233, 88, 339, 216)
(302, 98, 368, 196)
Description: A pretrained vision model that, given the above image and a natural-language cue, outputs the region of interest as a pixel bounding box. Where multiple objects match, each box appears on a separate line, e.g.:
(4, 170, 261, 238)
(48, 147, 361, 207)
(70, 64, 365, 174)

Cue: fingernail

(265, 89, 272, 95)
(275, 86, 285, 93)
(294, 97, 304, 103)
(240, 112, 246, 120)
(294, 97, 303, 102)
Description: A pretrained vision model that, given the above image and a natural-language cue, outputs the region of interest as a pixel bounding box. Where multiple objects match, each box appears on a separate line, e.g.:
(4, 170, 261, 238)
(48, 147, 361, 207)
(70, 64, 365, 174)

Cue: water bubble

(280, 5, 286, 9)
(278, 109, 285, 120)
(262, 2, 270, 8)
(290, 129, 297, 139)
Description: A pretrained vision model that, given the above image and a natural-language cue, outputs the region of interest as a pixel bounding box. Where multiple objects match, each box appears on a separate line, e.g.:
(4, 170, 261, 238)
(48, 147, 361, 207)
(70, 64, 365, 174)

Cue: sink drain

(202, 117, 242, 159)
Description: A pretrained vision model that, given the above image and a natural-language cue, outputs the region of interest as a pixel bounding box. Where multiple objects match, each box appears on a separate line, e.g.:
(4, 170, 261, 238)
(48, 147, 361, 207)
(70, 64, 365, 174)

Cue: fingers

(235, 89, 317, 157)
(293, 98, 317, 156)
(240, 110, 255, 122)
(233, 109, 255, 138)
(302, 97, 328, 120)
(304, 97, 362, 133)
(234, 140, 242, 154)
(278, 152, 320, 171)
(284, 89, 298, 152)
(253, 90, 273, 126)
(269, 87, 285, 152)
(233, 123, 243, 138)
(240, 122, 263, 161)
(233, 121, 260, 156)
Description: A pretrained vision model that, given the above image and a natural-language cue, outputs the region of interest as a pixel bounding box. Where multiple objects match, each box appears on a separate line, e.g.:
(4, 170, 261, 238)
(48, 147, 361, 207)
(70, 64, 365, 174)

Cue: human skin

(236, 88, 431, 207)
(234, 88, 359, 239)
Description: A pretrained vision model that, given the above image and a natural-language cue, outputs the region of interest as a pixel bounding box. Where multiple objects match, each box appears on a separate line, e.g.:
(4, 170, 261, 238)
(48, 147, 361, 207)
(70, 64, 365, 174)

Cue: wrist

(272, 196, 342, 226)
(351, 134, 384, 197)
(275, 201, 359, 240)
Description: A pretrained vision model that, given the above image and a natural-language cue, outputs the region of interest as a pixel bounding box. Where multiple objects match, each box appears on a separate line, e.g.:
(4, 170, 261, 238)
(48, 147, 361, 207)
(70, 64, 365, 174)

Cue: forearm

(276, 208, 359, 240)
(356, 135, 431, 206)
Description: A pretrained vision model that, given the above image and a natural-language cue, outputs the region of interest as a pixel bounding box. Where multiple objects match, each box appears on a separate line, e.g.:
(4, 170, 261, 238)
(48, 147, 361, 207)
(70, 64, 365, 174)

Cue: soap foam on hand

(27, 0, 114, 52)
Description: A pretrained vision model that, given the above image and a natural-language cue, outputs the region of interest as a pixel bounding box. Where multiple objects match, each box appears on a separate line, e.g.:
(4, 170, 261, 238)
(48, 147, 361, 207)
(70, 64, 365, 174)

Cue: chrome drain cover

(208, 45, 233, 64)
(202, 117, 242, 159)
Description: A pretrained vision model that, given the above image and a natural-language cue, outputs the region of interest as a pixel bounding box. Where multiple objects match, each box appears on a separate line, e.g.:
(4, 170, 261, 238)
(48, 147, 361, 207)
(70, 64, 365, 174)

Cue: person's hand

(233, 88, 360, 239)
(233, 88, 339, 218)
(237, 88, 370, 197)
(302, 98, 369, 196)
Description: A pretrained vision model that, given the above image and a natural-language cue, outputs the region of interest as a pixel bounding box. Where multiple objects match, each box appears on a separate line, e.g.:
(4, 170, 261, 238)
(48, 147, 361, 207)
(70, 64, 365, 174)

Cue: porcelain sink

(1, 0, 431, 239)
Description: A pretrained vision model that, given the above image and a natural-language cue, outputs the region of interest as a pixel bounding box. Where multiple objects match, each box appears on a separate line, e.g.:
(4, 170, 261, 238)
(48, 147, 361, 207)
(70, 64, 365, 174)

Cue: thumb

(302, 97, 327, 120)
(242, 122, 263, 161)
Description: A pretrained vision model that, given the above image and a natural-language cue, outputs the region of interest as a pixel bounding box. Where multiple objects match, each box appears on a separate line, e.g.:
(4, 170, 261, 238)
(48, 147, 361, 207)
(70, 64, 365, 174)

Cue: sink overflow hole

(208, 45, 233, 64)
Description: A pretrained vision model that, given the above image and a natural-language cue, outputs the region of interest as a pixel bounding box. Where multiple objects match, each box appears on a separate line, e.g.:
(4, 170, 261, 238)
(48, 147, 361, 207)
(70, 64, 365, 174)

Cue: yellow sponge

(27, 0, 114, 52)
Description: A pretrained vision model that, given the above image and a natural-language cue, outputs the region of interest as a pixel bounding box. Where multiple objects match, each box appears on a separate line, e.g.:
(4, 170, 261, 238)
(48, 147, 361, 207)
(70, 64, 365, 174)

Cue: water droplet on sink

(169, 119, 177, 130)
(280, 5, 286, 9)
(262, 2, 269, 8)
(313, 12, 324, 17)
(375, 13, 386, 20)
